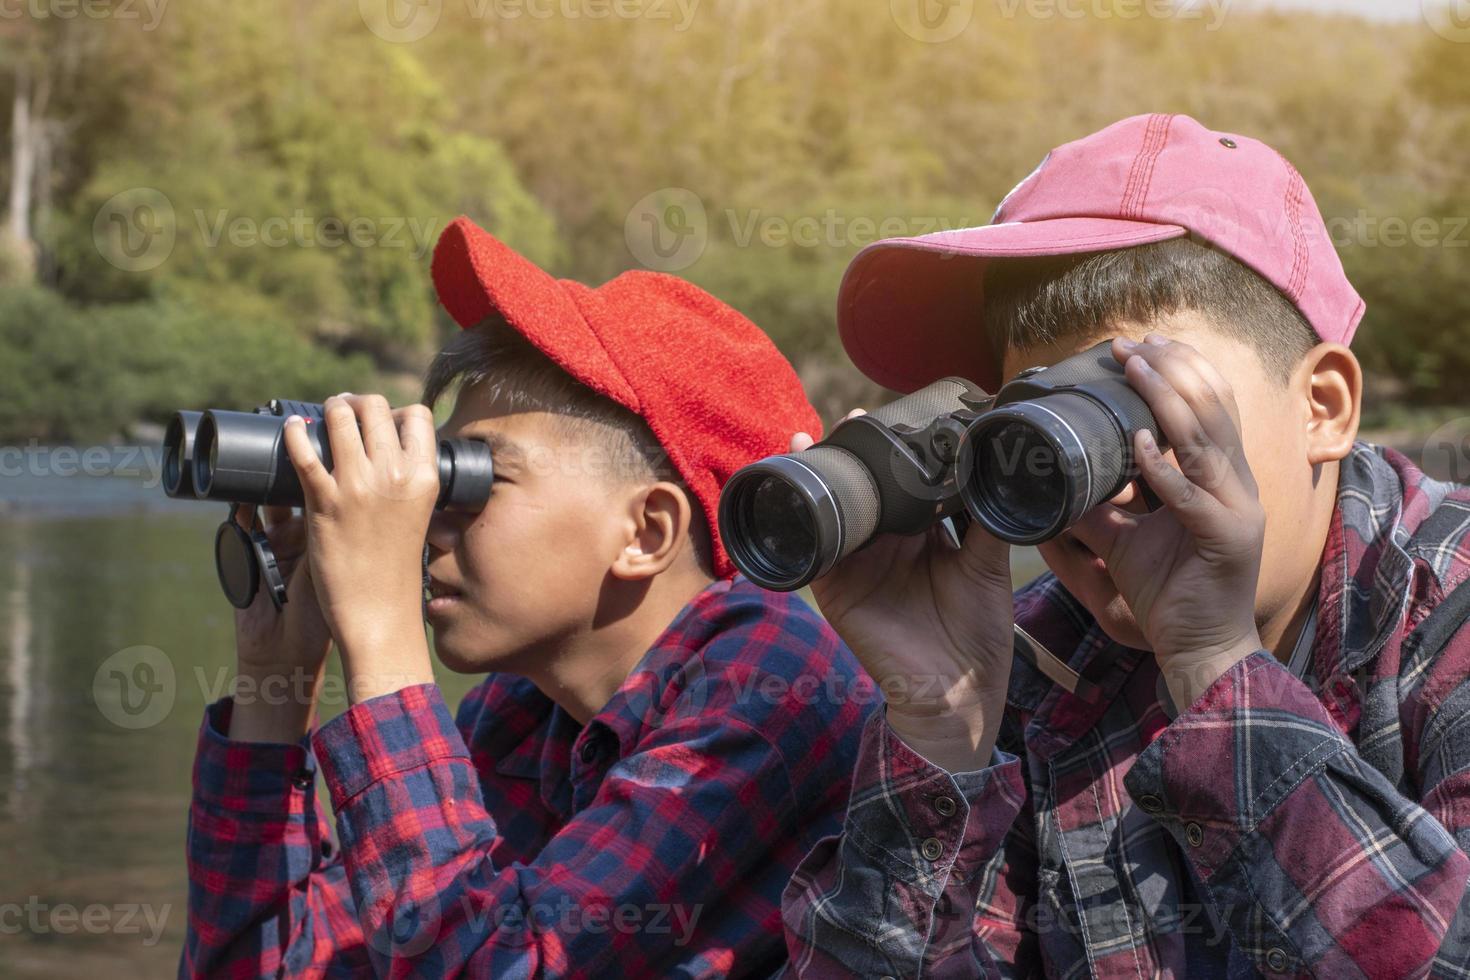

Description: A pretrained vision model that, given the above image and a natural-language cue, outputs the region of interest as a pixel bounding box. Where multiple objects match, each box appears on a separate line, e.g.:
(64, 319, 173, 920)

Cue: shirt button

(290, 768, 313, 790)
(1138, 794, 1164, 814)
(1186, 822, 1204, 847)
(579, 740, 601, 764)
(1265, 947, 1289, 971)
(934, 795, 957, 817)
(920, 837, 943, 861)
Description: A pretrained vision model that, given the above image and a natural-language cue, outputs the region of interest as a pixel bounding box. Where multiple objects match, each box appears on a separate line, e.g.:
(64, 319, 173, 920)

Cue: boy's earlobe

(609, 483, 691, 581)
(1302, 343, 1362, 466)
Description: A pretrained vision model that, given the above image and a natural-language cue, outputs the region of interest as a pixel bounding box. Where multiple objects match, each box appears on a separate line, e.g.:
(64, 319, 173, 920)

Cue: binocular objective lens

(746, 475, 817, 580)
(974, 420, 1068, 539)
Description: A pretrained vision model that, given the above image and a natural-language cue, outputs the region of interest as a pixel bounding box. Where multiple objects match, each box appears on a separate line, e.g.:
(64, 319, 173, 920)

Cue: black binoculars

(163, 398, 494, 610)
(718, 340, 1166, 591)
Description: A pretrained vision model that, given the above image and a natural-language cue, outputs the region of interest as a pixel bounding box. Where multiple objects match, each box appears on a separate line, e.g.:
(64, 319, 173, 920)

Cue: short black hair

(422, 316, 715, 578)
(981, 237, 1319, 383)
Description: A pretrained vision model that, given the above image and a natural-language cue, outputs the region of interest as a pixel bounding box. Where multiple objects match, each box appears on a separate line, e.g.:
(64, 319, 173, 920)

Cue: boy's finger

(790, 432, 815, 453)
(342, 393, 398, 463)
(282, 415, 336, 512)
(1128, 337, 1246, 455)
(321, 394, 365, 479)
(395, 403, 438, 469)
(1131, 428, 1230, 538)
(1123, 355, 1253, 509)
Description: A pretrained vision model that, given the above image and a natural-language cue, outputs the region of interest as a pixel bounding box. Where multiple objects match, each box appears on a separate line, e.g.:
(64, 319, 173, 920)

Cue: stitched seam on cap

(1284, 165, 1308, 301)
(1132, 113, 1176, 216)
(1121, 114, 1167, 218)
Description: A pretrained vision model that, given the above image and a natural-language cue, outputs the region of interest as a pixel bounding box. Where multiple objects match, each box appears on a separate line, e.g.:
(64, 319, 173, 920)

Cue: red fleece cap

(430, 215, 821, 580)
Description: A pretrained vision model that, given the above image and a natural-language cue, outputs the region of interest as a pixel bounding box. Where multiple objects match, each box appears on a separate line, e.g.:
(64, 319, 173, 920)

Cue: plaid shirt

(183, 576, 873, 978)
(783, 442, 1470, 979)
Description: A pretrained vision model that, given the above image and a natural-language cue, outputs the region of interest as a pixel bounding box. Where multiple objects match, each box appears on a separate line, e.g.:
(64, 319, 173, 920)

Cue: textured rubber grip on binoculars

(792, 444, 880, 566)
(865, 377, 973, 431)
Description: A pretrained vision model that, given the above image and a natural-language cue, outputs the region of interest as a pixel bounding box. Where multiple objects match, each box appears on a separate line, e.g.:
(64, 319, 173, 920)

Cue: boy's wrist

(886, 688, 1008, 774)
(227, 661, 324, 743)
(336, 615, 436, 705)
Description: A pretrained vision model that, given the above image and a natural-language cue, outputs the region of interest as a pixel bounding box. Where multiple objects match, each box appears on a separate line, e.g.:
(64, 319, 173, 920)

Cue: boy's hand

(227, 503, 333, 743)
(282, 393, 439, 703)
(790, 422, 1015, 773)
(1068, 335, 1266, 709)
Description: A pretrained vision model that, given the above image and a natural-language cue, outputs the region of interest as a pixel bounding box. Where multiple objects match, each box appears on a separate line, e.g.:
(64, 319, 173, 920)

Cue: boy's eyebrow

(457, 428, 525, 467)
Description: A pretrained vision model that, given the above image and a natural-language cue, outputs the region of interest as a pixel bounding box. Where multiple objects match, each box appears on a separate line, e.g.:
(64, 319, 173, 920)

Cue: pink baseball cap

(838, 113, 1366, 393)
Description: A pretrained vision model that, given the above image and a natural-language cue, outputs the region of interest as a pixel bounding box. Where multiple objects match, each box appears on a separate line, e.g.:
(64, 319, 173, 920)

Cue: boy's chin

(1090, 594, 1152, 651)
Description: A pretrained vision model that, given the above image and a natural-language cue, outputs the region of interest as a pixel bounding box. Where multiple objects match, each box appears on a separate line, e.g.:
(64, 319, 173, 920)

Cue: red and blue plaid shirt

(783, 442, 1470, 978)
(183, 576, 873, 978)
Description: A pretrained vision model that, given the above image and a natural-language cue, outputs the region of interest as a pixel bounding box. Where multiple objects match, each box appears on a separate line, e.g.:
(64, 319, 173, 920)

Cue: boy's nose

(426, 510, 463, 551)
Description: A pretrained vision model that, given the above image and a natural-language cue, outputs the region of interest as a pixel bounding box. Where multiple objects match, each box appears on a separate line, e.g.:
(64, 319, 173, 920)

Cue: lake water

(0, 452, 1040, 975)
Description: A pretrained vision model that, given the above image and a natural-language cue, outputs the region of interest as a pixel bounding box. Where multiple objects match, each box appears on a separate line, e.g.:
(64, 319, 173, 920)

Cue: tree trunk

(8, 61, 34, 246)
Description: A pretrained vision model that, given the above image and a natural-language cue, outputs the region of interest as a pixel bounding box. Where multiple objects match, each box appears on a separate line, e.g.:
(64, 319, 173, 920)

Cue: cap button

(1219, 137, 1238, 149)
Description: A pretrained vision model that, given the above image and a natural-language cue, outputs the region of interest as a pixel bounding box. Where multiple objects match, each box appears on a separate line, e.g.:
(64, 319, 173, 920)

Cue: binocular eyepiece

(163, 398, 494, 610)
(718, 340, 1165, 591)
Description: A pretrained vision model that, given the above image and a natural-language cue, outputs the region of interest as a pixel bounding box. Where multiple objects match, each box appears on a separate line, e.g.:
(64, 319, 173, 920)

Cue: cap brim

(431, 217, 638, 409)
(838, 217, 1188, 392)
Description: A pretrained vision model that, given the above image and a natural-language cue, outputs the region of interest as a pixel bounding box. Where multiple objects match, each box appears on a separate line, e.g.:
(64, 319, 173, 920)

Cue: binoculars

(718, 340, 1165, 591)
(163, 398, 494, 609)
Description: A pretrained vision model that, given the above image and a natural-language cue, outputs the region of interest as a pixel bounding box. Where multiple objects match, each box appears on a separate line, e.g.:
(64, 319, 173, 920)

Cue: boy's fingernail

(1116, 337, 1138, 351)
(1144, 332, 1166, 345)
(285, 414, 302, 425)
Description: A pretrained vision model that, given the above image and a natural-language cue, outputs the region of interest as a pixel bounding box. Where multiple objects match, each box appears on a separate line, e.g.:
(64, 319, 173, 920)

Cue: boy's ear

(1298, 342, 1361, 466)
(609, 481, 693, 582)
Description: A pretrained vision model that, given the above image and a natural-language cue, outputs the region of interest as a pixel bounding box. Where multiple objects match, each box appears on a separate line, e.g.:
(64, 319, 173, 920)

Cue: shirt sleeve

(308, 681, 805, 977)
(181, 698, 372, 978)
(1123, 645, 1470, 978)
(781, 709, 1040, 979)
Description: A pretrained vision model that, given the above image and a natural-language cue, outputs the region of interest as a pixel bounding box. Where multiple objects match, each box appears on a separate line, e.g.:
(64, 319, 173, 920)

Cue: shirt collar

(492, 577, 738, 787)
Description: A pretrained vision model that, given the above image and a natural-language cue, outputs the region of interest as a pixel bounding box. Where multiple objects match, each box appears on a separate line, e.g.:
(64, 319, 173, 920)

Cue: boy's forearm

(227, 660, 325, 743)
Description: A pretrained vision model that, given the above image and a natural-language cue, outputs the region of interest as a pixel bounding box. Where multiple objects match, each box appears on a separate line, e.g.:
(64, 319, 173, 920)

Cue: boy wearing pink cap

(180, 218, 873, 976)
(783, 114, 1470, 977)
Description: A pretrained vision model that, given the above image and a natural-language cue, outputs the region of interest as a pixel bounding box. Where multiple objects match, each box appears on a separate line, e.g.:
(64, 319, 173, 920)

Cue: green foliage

(1, 1, 1467, 442)
(0, 286, 375, 442)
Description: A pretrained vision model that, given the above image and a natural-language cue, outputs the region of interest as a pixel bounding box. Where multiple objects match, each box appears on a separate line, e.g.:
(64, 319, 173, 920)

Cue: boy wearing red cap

(782, 114, 1470, 977)
(180, 218, 873, 976)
